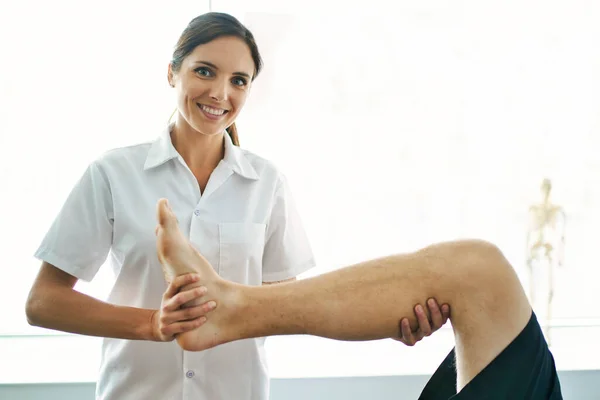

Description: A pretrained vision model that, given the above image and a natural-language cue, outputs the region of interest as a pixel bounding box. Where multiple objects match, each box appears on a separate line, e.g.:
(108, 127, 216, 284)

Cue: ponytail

(226, 122, 240, 146)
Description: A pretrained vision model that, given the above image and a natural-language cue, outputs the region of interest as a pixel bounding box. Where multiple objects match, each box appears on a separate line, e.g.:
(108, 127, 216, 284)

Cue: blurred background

(1, 0, 598, 398)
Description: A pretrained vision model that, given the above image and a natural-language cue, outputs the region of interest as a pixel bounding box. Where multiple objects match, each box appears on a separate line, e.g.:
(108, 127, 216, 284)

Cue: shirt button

(186, 370, 195, 378)
(193, 210, 200, 216)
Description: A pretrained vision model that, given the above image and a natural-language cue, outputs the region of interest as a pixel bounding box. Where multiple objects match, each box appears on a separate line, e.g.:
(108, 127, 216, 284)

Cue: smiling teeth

(200, 104, 226, 116)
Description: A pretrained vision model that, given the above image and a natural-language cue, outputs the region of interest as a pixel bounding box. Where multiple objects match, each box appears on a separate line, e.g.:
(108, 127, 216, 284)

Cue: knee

(425, 239, 514, 288)
(447, 239, 532, 336)
(458, 239, 513, 274)
(414, 239, 511, 289)
(453, 239, 524, 298)
(425, 239, 507, 268)
(458, 239, 507, 267)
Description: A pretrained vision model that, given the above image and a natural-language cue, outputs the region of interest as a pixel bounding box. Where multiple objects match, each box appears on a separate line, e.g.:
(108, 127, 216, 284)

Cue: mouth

(197, 103, 229, 119)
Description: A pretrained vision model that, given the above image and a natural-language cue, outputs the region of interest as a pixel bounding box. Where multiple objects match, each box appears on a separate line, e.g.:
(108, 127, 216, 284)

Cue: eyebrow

(194, 60, 252, 79)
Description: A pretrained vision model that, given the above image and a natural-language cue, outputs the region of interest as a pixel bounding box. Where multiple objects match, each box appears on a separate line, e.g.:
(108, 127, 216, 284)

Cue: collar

(144, 124, 259, 181)
(143, 124, 180, 170)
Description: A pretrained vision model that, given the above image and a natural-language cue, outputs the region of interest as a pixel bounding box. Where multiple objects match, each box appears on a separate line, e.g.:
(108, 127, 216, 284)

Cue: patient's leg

(155, 199, 532, 391)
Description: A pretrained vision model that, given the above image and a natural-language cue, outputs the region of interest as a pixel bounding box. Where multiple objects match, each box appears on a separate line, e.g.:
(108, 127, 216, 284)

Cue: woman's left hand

(394, 298, 451, 346)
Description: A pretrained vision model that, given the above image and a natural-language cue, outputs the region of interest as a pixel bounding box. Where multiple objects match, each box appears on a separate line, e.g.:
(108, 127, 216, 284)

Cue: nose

(209, 79, 228, 102)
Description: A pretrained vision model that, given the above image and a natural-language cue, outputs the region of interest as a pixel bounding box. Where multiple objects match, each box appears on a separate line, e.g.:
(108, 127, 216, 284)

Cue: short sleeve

(262, 176, 316, 282)
(34, 161, 114, 282)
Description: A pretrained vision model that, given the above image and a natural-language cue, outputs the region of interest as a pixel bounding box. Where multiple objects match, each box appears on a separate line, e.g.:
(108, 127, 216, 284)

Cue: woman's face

(168, 36, 255, 137)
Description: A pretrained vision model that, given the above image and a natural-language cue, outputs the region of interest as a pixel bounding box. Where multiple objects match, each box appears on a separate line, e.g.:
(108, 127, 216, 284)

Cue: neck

(171, 117, 225, 172)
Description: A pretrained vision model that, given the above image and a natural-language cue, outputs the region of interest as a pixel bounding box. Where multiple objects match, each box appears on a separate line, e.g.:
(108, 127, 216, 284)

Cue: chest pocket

(218, 222, 266, 285)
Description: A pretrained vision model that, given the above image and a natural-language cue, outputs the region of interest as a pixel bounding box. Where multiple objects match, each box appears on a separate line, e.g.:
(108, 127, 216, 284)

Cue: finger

(400, 318, 416, 346)
(163, 301, 217, 325)
(427, 298, 444, 330)
(412, 329, 425, 343)
(163, 273, 200, 300)
(400, 318, 413, 343)
(162, 316, 207, 338)
(163, 286, 207, 313)
(415, 304, 433, 336)
(170, 286, 208, 309)
(441, 304, 451, 322)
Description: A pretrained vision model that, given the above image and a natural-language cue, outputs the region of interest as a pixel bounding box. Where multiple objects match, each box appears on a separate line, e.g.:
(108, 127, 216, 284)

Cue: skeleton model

(525, 178, 566, 346)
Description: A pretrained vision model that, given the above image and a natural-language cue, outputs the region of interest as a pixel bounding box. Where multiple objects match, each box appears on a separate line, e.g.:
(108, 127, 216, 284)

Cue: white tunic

(34, 124, 316, 400)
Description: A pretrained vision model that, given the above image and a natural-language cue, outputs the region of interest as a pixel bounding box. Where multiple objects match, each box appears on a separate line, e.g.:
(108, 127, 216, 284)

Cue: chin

(190, 121, 226, 137)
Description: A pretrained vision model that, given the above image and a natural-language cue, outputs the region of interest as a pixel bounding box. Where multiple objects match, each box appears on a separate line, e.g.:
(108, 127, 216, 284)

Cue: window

(2, 0, 599, 383)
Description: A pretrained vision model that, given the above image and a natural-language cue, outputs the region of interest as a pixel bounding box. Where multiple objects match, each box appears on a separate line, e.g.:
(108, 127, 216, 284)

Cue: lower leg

(155, 199, 532, 390)
(237, 242, 531, 389)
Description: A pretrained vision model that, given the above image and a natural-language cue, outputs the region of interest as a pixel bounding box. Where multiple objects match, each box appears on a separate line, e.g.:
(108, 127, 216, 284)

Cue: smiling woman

(168, 13, 263, 147)
(167, 38, 253, 148)
(23, 12, 316, 400)
(166, 15, 266, 197)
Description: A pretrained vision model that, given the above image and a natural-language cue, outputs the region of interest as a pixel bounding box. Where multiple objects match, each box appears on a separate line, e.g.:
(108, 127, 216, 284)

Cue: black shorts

(418, 311, 563, 400)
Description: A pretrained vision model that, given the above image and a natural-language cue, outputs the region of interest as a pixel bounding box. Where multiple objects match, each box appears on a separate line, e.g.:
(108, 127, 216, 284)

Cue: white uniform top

(34, 124, 316, 400)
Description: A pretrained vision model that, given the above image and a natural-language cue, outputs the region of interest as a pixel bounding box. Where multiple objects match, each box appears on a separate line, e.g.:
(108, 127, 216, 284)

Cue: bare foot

(155, 198, 241, 351)
(155, 198, 215, 308)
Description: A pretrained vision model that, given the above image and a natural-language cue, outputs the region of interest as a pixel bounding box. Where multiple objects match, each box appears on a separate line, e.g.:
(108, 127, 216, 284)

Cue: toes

(157, 198, 176, 228)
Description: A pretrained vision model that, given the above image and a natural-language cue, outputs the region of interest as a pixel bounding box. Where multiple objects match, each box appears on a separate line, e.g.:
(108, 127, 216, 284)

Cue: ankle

(219, 281, 254, 340)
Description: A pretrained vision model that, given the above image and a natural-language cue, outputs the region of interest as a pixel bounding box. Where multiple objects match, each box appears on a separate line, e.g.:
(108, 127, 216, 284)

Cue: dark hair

(171, 12, 263, 146)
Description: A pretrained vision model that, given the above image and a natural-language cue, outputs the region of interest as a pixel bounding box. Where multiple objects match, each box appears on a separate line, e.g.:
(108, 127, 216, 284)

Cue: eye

(231, 76, 248, 87)
(195, 67, 213, 77)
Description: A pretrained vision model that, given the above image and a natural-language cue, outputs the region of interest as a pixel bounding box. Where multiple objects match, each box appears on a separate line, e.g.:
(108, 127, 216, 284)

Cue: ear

(167, 63, 175, 88)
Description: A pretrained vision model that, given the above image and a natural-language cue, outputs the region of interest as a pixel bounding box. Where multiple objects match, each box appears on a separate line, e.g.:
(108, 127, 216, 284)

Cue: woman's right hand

(151, 273, 216, 342)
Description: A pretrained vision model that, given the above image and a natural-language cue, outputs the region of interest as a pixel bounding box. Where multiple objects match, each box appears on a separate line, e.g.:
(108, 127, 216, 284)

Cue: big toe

(157, 198, 178, 230)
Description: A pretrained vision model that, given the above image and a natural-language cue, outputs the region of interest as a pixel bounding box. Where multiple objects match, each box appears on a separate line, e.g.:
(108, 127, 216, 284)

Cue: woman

(25, 12, 449, 400)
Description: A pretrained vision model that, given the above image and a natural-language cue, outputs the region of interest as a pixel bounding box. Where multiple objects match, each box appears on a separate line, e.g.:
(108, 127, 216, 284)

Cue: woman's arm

(26, 262, 212, 341)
